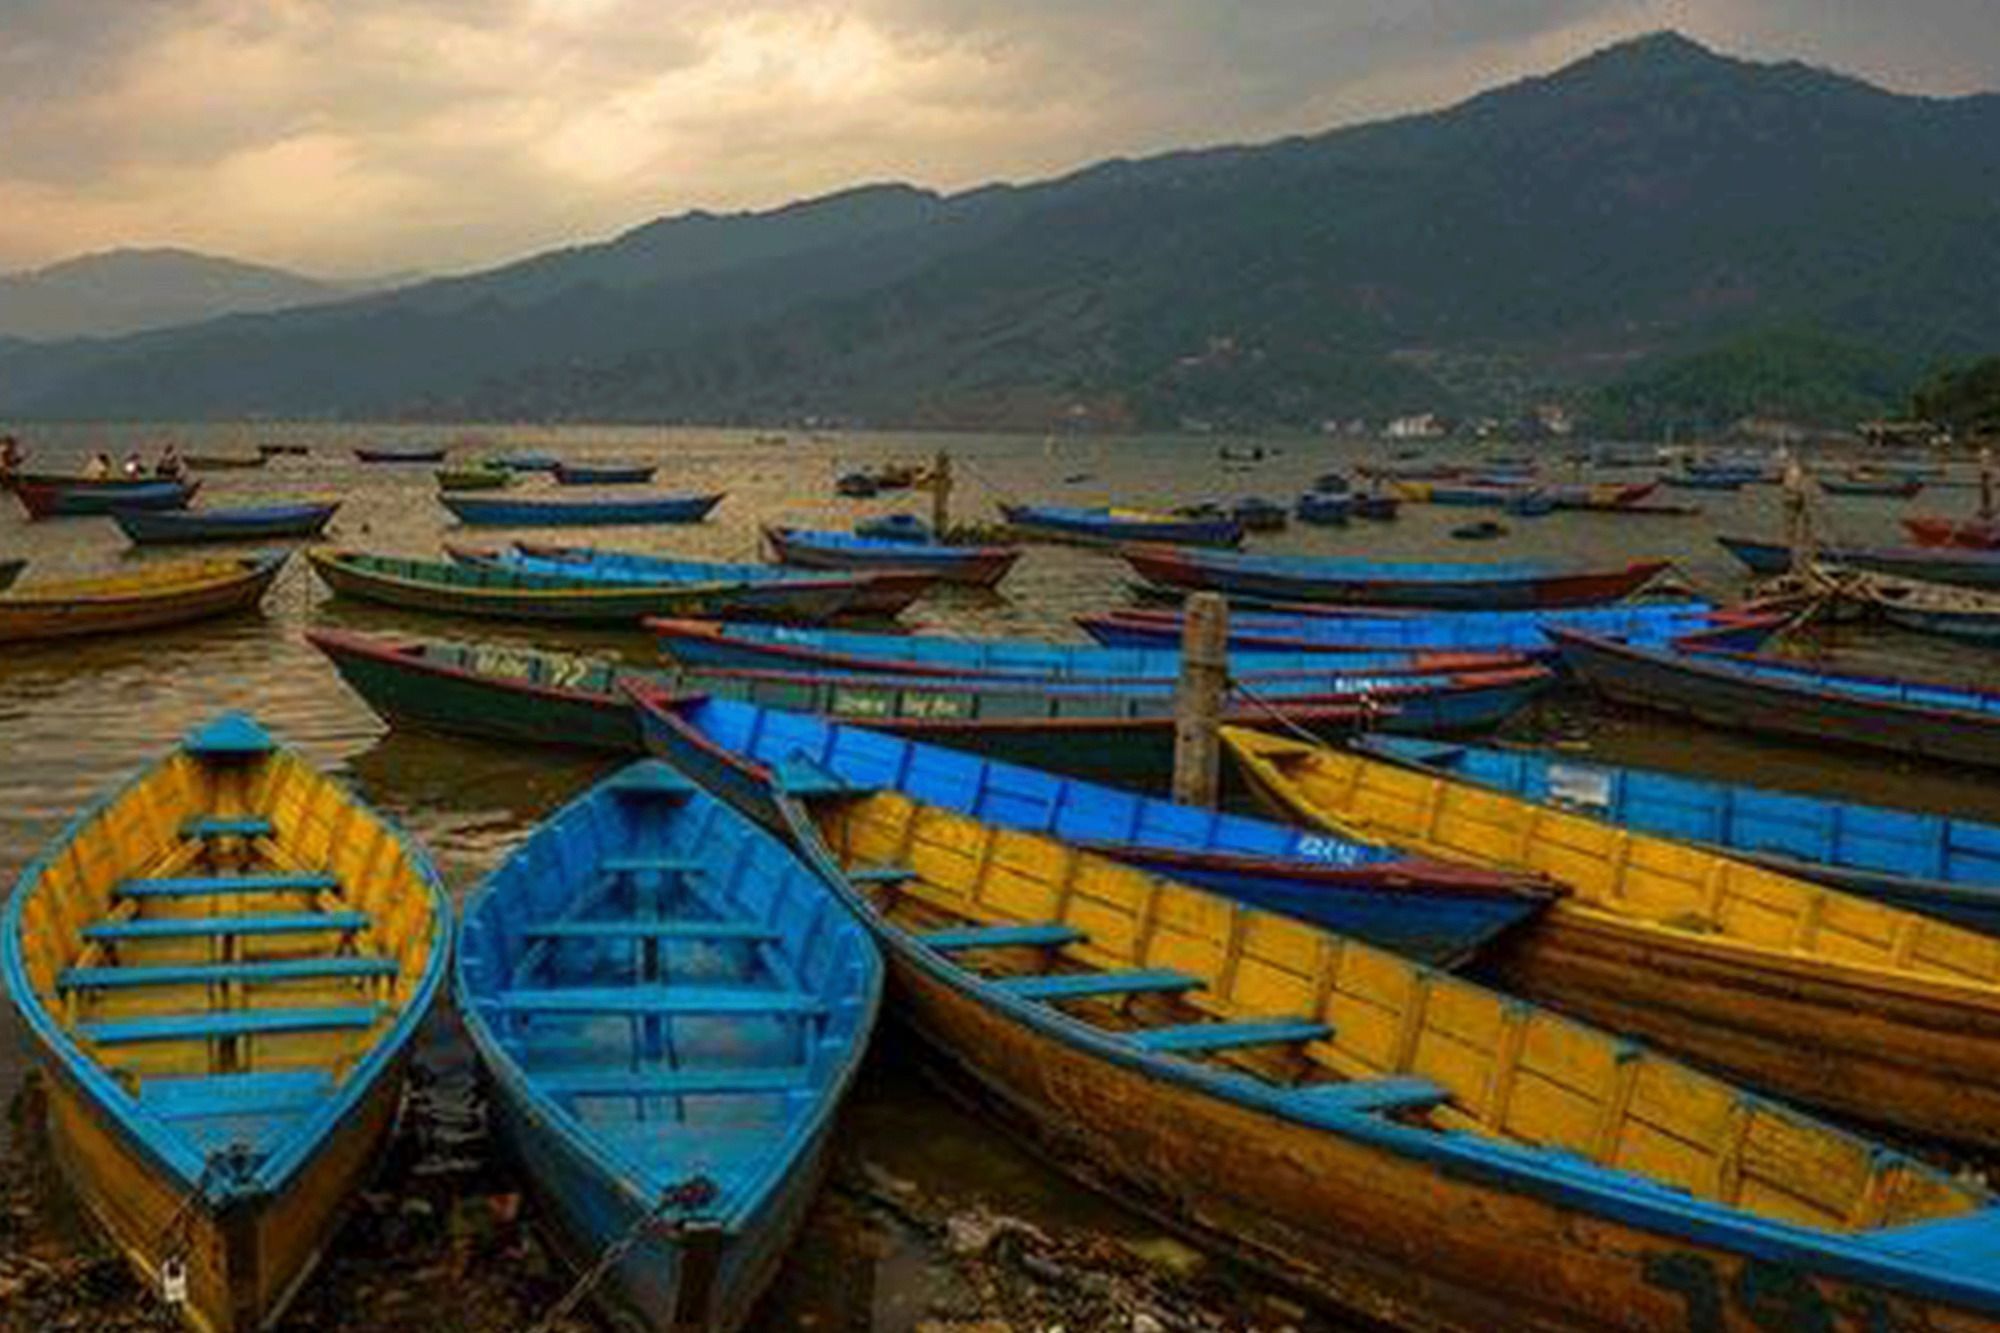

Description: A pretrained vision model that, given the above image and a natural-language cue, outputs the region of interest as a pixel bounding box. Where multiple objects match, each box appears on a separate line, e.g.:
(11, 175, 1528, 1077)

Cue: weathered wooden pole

(1780, 448, 1815, 580)
(1981, 444, 1994, 522)
(930, 449, 953, 536)
(1173, 592, 1229, 809)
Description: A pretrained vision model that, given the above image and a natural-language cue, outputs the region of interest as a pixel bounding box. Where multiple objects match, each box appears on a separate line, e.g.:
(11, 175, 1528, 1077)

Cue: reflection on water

(3, 423, 1996, 1326)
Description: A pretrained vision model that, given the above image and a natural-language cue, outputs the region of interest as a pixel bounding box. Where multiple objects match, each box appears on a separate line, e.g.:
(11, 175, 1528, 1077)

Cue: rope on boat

(523, 1174, 719, 1333)
(1228, 672, 1386, 750)
(149, 1147, 251, 1307)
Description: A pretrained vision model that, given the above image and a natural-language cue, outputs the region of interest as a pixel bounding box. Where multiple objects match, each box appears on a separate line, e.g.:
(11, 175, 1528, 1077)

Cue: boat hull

(354, 447, 446, 463)
(441, 493, 723, 527)
(16, 479, 200, 518)
(0, 555, 284, 644)
(112, 503, 339, 545)
(999, 505, 1243, 549)
(1122, 546, 1669, 609)
(1720, 535, 2000, 589)
(763, 526, 1020, 586)
(551, 464, 656, 485)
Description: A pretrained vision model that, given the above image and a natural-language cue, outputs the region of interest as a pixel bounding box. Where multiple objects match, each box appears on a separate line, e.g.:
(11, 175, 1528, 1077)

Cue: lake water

(4, 422, 1996, 1329)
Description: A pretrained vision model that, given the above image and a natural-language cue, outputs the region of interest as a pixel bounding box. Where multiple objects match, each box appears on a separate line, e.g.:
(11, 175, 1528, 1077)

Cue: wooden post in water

(1780, 447, 1816, 581)
(930, 449, 953, 537)
(1173, 593, 1229, 809)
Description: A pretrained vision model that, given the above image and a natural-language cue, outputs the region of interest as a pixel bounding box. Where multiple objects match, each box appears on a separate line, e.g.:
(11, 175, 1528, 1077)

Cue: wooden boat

(306, 550, 856, 625)
(0, 553, 287, 644)
(0, 713, 449, 1331)
(488, 453, 561, 472)
(1119, 545, 1671, 610)
(1904, 515, 2000, 549)
(1355, 461, 1461, 481)
(1718, 534, 2000, 589)
(1553, 628, 2000, 769)
(302, 628, 1541, 784)
(456, 759, 878, 1333)
(648, 617, 1523, 681)
(1225, 725, 2000, 1150)
(1349, 492, 1400, 520)
(184, 453, 269, 471)
(16, 478, 200, 519)
(551, 462, 656, 486)
(1230, 497, 1288, 531)
(632, 698, 2000, 1333)
(853, 513, 931, 543)
(1659, 472, 1748, 492)
(452, 544, 933, 619)
(1358, 735, 2000, 934)
(1294, 492, 1351, 525)
(0, 557, 24, 591)
(1836, 568, 2000, 643)
(440, 492, 724, 527)
(256, 443, 311, 458)
(434, 466, 513, 491)
(634, 691, 1554, 964)
(2, 471, 180, 492)
(1078, 601, 1782, 657)
(763, 526, 1021, 587)
(1822, 474, 1924, 498)
(353, 445, 446, 463)
(112, 502, 340, 546)
(999, 504, 1244, 549)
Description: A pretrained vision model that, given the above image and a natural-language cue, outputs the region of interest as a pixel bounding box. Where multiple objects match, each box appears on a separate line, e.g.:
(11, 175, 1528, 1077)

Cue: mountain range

(2, 32, 1996, 430)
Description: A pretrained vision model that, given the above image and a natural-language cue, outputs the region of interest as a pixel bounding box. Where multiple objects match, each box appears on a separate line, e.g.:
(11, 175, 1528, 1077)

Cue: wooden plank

(537, 1066, 808, 1097)
(919, 923, 1087, 952)
(60, 958, 396, 991)
(117, 872, 339, 899)
(484, 985, 824, 1018)
(1130, 1018, 1330, 1054)
(85, 911, 367, 940)
(81, 1005, 380, 1045)
(997, 968, 1199, 1003)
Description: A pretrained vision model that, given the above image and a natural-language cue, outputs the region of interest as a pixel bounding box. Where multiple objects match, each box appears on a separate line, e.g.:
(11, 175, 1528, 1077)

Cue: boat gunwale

(0, 551, 288, 609)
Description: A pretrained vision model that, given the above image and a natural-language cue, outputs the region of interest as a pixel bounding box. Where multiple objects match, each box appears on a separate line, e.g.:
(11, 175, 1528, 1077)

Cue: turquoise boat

(1, 714, 449, 1331)
(1358, 736, 2000, 933)
(440, 492, 724, 527)
(456, 761, 879, 1332)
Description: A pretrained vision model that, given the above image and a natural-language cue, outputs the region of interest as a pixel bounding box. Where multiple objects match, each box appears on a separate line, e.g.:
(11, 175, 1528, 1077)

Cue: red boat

(1119, 544, 1671, 610)
(1904, 515, 2000, 550)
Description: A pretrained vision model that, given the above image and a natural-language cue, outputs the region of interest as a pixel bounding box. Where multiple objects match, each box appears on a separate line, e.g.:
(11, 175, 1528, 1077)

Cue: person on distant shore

(155, 443, 184, 480)
(85, 451, 114, 480)
(120, 449, 145, 478)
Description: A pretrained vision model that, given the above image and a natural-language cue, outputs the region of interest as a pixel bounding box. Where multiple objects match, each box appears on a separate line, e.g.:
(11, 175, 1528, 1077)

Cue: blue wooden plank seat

(138, 1069, 336, 1120)
(483, 985, 826, 1018)
(84, 912, 368, 941)
(536, 1066, 809, 1098)
(80, 1005, 382, 1045)
(117, 872, 340, 899)
(600, 856, 707, 876)
(996, 969, 1201, 1003)
(849, 864, 918, 885)
(179, 816, 278, 839)
(59, 957, 397, 991)
(1130, 1018, 1332, 1054)
(521, 921, 780, 943)
(1281, 1076, 1450, 1122)
(920, 923, 1087, 952)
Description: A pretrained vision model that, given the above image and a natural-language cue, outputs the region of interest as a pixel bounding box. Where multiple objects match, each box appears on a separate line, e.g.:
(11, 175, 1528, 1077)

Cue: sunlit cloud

(0, 0, 1991, 277)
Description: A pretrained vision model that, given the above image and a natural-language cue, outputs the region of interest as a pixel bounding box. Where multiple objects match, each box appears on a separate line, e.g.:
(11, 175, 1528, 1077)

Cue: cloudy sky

(0, 0, 1992, 279)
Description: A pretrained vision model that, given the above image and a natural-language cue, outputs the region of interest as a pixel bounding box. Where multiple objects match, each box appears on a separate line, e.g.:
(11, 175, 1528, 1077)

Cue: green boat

(305, 549, 859, 625)
(435, 465, 513, 491)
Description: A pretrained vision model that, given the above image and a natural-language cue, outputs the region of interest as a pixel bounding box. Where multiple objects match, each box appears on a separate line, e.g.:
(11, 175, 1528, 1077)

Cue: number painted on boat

(1296, 836, 1351, 863)
(1644, 1251, 1928, 1332)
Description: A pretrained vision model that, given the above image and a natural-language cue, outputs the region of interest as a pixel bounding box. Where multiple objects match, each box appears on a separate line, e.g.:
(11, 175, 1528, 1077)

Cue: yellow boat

(1223, 728, 2000, 1149)
(0, 552, 287, 644)
(762, 772, 2000, 1333)
(2, 714, 449, 1332)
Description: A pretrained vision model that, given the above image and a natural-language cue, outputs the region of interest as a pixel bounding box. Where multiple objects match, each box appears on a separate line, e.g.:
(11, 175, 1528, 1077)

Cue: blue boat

(112, 501, 340, 546)
(1719, 533, 2000, 589)
(764, 525, 1021, 587)
(462, 542, 935, 617)
(1075, 599, 1782, 657)
(440, 492, 724, 527)
(553, 462, 657, 486)
(456, 760, 880, 1332)
(1357, 735, 2000, 934)
(16, 478, 199, 518)
(999, 503, 1243, 548)
(853, 513, 931, 543)
(1123, 545, 1671, 610)
(631, 692, 1553, 964)
(354, 444, 446, 463)
(650, 618, 1525, 681)
(490, 453, 561, 472)
(1294, 492, 1351, 525)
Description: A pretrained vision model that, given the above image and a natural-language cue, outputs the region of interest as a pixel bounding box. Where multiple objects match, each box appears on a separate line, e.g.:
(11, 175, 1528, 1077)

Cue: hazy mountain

(0, 248, 408, 341)
(6, 33, 1998, 427)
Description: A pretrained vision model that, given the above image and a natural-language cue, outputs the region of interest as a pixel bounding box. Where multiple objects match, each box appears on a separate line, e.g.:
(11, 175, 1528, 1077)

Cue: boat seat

(537, 1066, 808, 1098)
(84, 911, 368, 941)
(601, 856, 706, 877)
(139, 1068, 336, 1121)
(483, 985, 825, 1019)
(180, 816, 277, 840)
(1281, 1076, 1449, 1123)
(81, 1005, 382, 1046)
(521, 921, 779, 943)
(920, 923, 1087, 953)
(849, 864, 918, 885)
(996, 969, 1201, 1003)
(599, 766, 698, 799)
(60, 957, 395, 991)
(117, 872, 340, 899)
(1130, 1018, 1331, 1055)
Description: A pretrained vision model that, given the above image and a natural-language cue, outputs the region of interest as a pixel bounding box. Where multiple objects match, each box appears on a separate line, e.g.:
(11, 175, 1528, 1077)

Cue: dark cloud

(0, 0, 1990, 276)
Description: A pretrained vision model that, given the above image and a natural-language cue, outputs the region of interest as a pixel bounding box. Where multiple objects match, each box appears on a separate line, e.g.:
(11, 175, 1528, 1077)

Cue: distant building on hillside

(1385, 412, 1447, 440)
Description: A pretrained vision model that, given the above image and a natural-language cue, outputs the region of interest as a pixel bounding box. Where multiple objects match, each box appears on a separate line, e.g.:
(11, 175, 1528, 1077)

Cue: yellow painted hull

(0, 556, 284, 643)
(41, 1054, 402, 1333)
(886, 952, 1994, 1333)
(1224, 730, 2000, 1149)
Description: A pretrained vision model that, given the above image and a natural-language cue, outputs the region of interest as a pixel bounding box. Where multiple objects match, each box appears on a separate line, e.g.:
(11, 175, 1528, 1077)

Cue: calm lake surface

(4, 422, 1997, 1327)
